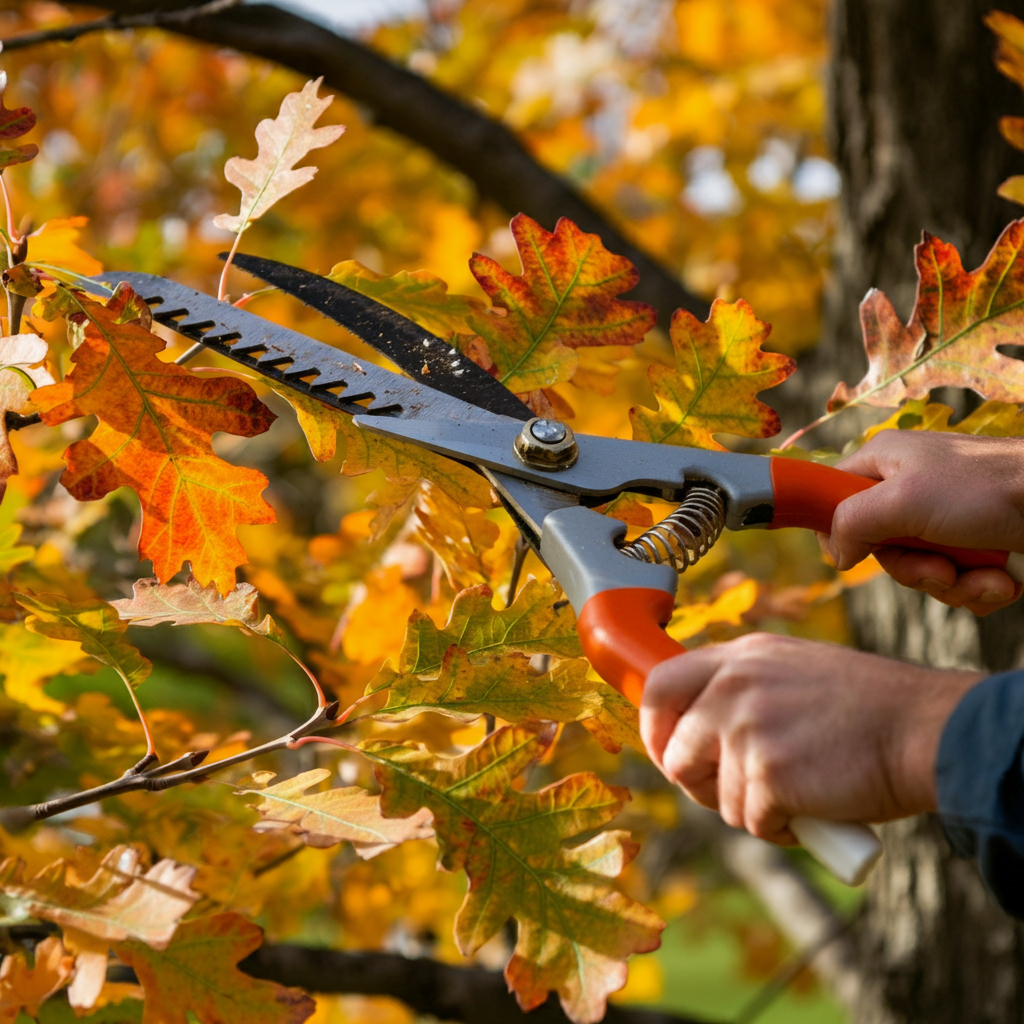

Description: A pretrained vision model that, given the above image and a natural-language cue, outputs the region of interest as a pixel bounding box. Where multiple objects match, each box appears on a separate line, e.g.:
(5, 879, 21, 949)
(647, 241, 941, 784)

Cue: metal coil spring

(620, 484, 726, 573)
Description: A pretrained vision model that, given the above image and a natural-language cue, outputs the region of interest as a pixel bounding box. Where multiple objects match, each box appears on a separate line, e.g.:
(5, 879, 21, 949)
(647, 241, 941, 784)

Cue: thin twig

(0, 0, 243, 52)
(2, 699, 339, 826)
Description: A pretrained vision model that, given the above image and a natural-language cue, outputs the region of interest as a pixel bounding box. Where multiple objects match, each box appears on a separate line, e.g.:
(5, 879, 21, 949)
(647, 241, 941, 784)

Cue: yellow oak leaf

(31, 284, 277, 593)
(398, 580, 583, 674)
(668, 578, 759, 642)
(329, 260, 485, 336)
(365, 648, 642, 753)
(0, 936, 73, 1024)
(16, 591, 151, 689)
(26, 216, 103, 278)
(0, 620, 85, 713)
(467, 214, 657, 393)
(0, 846, 199, 949)
(360, 725, 664, 1024)
(277, 387, 494, 538)
(414, 483, 501, 589)
(213, 77, 345, 235)
(631, 299, 795, 450)
(239, 769, 434, 857)
(342, 565, 423, 665)
(115, 912, 314, 1024)
(863, 398, 1024, 441)
(0, 523, 33, 573)
(0, 333, 55, 501)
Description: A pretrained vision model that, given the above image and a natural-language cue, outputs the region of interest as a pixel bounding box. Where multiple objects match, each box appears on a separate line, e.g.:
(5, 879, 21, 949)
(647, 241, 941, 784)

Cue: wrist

(893, 666, 986, 814)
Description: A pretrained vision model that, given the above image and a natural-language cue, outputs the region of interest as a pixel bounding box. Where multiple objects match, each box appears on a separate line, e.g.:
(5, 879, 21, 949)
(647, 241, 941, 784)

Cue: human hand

(827, 431, 1024, 615)
(639, 633, 984, 844)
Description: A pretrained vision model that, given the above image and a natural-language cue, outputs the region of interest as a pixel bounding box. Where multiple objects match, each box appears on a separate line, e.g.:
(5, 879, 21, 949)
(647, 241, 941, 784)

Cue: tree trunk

(811, 1, 1024, 1021)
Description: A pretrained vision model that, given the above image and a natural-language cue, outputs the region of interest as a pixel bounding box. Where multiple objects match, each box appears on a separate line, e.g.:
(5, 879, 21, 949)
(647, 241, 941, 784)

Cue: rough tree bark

(802, 1, 1024, 1022)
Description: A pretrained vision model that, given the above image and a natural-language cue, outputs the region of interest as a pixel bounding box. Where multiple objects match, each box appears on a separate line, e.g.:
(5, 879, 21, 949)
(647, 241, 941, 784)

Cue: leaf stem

(217, 228, 245, 302)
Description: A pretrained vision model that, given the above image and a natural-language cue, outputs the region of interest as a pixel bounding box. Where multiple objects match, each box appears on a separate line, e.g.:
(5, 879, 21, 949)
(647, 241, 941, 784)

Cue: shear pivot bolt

(514, 417, 578, 470)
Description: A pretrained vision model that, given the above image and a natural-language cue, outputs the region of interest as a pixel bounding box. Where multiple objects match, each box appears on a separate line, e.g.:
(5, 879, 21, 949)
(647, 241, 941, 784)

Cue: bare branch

(0, 700, 339, 828)
(12, 1, 707, 326)
(239, 944, 717, 1024)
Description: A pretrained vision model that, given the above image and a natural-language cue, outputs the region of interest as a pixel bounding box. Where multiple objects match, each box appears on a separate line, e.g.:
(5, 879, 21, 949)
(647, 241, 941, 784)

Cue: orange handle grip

(577, 587, 684, 706)
(768, 457, 1015, 575)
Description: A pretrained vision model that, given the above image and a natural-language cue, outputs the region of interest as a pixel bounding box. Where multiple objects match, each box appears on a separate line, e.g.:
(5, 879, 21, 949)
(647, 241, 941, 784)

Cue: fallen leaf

(829, 222, 1024, 410)
(0, 846, 199, 949)
(467, 215, 656, 394)
(16, 591, 151, 689)
(31, 284, 277, 593)
(214, 77, 345, 234)
(0, 333, 55, 500)
(630, 298, 795, 450)
(115, 912, 315, 1024)
(0, 936, 73, 1024)
(360, 725, 664, 1023)
(240, 769, 434, 857)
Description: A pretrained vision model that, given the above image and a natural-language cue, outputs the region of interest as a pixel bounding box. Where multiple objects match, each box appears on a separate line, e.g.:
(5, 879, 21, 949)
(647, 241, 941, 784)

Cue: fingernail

(979, 590, 1009, 604)
(918, 577, 950, 592)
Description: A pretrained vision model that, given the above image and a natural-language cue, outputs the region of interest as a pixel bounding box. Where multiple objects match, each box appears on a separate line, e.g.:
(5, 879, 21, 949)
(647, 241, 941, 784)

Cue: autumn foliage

(1, 4, 1024, 1024)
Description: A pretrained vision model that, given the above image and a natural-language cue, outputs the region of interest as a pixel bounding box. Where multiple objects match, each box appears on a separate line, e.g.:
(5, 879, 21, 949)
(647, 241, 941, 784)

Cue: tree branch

(0, 699, 339, 828)
(6, 1, 707, 326)
(239, 944, 718, 1024)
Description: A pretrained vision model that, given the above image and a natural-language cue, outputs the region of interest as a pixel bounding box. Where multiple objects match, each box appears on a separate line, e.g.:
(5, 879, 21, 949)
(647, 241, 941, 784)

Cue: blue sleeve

(936, 670, 1024, 919)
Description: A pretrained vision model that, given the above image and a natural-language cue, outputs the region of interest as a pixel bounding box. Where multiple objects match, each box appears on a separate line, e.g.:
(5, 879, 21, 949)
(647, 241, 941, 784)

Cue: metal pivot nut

(513, 417, 579, 470)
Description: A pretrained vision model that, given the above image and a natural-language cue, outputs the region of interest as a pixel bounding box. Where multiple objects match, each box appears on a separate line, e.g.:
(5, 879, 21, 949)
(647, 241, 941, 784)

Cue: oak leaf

(414, 483, 503, 589)
(399, 580, 582, 674)
(0, 70, 37, 170)
(239, 768, 434, 857)
(329, 260, 485, 337)
(26, 216, 104, 278)
(110, 576, 285, 641)
(16, 591, 151, 689)
(467, 214, 657, 394)
(0, 522, 32, 572)
(365, 649, 642, 753)
(0, 845, 199, 949)
(360, 725, 664, 1024)
(280, 386, 494, 537)
(0, 333, 54, 501)
(30, 284, 277, 593)
(0, 620, 85, 713)
(115, 912, 315, 1024)
(861, 398, 1024, 441)
(630, 299, 795, 450)
(0, 936, 73, 1024)
(668, 578, 759, 642)
(829, 222, 1024, 410)
(213, 77, 345, 234)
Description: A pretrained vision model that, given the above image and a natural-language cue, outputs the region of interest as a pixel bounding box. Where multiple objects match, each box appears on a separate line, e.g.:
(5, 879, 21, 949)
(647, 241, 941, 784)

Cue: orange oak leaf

(115, 912, 314, 1024)
(213, 77, 345, 235)
(0, 845, 199, 949)
(0, 70, 37, 170)
(829, 221, 1024, 410)
(0, 333, 54, 500)
(360, 725, 664, 1023)
(467, 214, 657, 394)
(630, 298, 795, 450)
(30, 284, 277, 594)
(239, 768, 434, 857)
(0, 936, 73, 1024)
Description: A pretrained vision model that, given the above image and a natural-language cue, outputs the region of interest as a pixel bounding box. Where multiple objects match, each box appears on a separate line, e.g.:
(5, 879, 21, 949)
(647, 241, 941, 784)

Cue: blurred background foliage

(0, 1, 862, 1021)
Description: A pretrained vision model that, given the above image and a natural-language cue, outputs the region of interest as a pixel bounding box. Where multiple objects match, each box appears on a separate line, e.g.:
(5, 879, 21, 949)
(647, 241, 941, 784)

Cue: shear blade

(224, 252, 534, 423)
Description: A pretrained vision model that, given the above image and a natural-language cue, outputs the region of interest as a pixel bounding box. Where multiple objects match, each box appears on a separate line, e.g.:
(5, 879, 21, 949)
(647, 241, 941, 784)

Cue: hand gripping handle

(768, 458, 1024, 580)
(541, 508, 883, 887)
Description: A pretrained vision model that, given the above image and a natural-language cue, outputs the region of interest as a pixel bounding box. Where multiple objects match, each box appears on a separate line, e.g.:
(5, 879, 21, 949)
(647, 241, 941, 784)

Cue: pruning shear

(93, 256, 1024, 887)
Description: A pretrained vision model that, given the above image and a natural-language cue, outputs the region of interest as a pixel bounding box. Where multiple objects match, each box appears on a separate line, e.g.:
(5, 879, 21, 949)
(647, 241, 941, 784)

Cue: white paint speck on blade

(263, 0, 427, 32)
